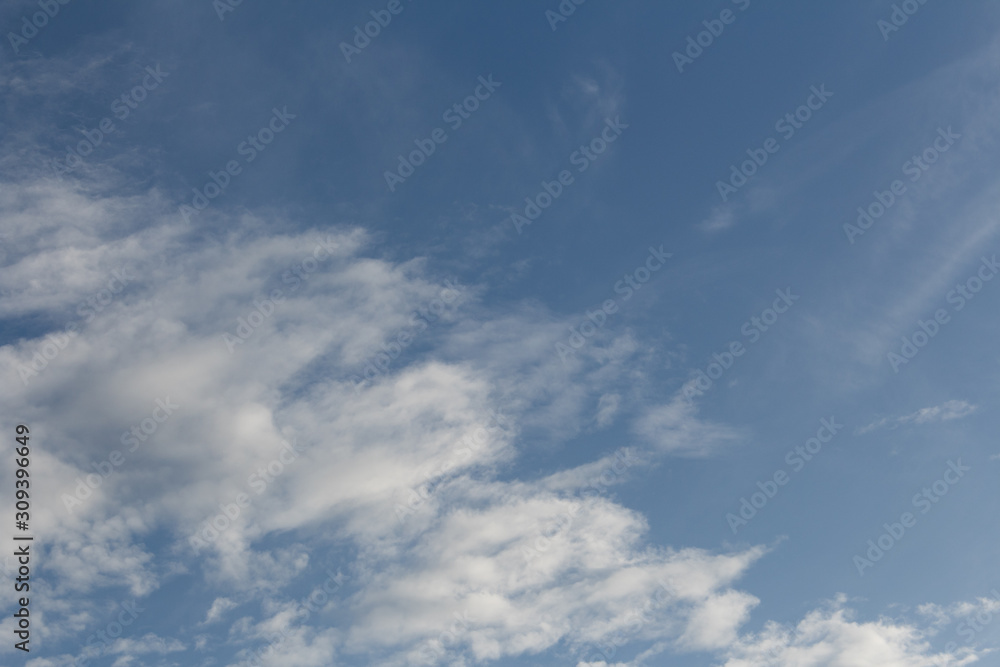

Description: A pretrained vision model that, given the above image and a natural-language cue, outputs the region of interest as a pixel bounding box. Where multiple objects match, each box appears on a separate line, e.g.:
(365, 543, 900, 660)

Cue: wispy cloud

(697, 204, 737, 233)
(633, 394, 744, 457)
(857, 399, 978, 434)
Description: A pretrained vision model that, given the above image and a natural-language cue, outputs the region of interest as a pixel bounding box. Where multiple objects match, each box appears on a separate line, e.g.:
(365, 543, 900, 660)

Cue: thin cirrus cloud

(857, 399, 978, 434)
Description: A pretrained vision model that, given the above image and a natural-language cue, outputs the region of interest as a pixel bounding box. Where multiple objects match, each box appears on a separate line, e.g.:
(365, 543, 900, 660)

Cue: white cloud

(0, 171, 989, 667)
(698, 205, 737, 233)
(595, 393, 620, 427)
(857, 399, 978, 434)
(918, 590, 1000, 631)
(203, 597, 239, 625)
(721, 596, 981, 667)
(633, 395, 743, 456)
(329, 477, 768, 665)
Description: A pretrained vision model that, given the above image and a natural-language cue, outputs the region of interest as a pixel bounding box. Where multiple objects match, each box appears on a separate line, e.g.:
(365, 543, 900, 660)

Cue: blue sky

(2, 1, 1000, 665)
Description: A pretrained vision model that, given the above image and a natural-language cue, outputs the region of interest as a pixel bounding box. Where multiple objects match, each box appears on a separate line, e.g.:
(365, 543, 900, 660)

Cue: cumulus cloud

(721, 596, 981, 667)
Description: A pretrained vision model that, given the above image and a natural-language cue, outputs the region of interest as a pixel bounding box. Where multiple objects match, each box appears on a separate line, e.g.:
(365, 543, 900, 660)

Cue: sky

(1, 1, 1000, 665)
